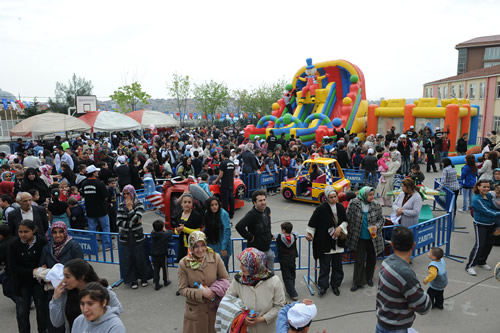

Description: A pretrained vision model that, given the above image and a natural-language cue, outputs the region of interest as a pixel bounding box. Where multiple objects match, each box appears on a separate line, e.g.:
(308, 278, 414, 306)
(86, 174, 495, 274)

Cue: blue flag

(2, 99, 8, 110)
(208, 114, 212, 120)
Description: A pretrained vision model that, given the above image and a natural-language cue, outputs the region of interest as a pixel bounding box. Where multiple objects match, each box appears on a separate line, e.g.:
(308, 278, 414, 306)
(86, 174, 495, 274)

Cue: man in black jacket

(235, 190, 274, 272)
(8, 192, 48, 239)
(397, 134, 412, 176)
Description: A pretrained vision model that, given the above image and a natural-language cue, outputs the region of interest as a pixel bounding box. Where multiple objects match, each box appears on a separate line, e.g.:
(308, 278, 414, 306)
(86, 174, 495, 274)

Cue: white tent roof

(126, 110, 180, 128)
(10, 113, 91, 137)
(79, 111, 141, 132)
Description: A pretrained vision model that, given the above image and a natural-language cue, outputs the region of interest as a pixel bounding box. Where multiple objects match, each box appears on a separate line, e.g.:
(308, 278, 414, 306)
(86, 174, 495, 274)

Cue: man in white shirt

(189, 141, 204, 159)
(54, 145, 74, 171)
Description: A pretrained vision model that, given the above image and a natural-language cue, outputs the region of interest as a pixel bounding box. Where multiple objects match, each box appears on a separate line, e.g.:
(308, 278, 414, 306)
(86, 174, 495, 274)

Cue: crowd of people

(0, 124, 499, 332)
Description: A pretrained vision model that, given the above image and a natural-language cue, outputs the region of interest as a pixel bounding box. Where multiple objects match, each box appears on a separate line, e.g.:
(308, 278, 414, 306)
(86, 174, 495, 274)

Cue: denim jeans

(375, 323, 408, 333)
(462, 187, 473, 211)
(87, 215, 111, 249)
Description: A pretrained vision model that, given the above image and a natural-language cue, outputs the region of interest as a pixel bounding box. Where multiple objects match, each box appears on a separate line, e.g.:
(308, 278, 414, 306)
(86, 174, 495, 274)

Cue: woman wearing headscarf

(21, 167, 50, 205)
(40, 221, 84, 268)
(0, 171, 15, 199)
(204, 196, 232, 271)
(39, 165, 53, 187)
(117, 184, 152, 289)
(305, 186, 348, 296)
(177, 156, 195, 180)
(346, 186, 385, 292)
(178, 231, 229, 333)
(225, 247, 285, 333)
(376, 150, 401, 207)
(39, 221, 84, 333)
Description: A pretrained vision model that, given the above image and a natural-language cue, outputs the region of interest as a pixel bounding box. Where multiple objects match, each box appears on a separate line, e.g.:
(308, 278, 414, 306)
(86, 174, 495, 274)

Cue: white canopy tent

(126, 110, 180, 128)
(78, 111, 142, 132)
(10, 113, 91, 137)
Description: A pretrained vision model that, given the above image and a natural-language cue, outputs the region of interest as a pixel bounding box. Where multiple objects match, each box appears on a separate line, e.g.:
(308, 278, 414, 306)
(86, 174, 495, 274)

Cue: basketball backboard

(76, 95, 97, 114)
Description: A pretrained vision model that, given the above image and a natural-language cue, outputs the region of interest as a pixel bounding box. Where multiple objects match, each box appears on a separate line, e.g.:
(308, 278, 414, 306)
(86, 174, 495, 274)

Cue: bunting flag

(10, 100, 17, 110)
(208, 114, 212, 120)
(2, 99, 8, 110)
(203, 114, 207, 119)
(16, 100, 24, 109)
(23, 101, 30, 107)
(176, 112, 180, 116)
(189, 113, 193, 119)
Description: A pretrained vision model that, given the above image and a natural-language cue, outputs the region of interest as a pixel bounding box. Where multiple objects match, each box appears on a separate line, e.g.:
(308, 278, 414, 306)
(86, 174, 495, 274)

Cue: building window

(457, 48, 467, 74)
(484, 47, 500, 60)
(451, 85, 456, 98)
(459, 84, 464, 98)
(485, 61, 500, 68)
(494, 117, 500, 133)
(480, 82, 485, 99)
(497, 81, 500, 99)
(443, 86, 448, 99)
(469, 84, 476, 99)
(438, 87, 441, 98)
(478, 115, 483, 134)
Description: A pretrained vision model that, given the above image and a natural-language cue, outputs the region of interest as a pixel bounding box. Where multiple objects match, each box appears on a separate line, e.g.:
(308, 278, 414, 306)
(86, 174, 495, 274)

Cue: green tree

(55, 73, 94, 108)
(252, 78, 287, 115)
(167, 73, 190, 125)
(110, 82, 151, 113)
(193, 80, 229, 125)
(19, 98, 46, 119)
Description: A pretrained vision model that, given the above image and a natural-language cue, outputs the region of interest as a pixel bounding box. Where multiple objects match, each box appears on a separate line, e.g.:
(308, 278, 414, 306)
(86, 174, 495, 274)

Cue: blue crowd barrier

(342, 168, 405, 190)
(241, 169, 287, 198)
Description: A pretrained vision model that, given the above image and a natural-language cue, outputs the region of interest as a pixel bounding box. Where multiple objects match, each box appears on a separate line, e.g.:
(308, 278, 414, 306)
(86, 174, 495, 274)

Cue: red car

(147, 176, 246, 230)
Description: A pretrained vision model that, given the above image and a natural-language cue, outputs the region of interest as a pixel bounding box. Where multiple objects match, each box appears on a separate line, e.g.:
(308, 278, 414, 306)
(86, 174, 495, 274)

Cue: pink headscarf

(122, 184, 138, 203)
(39, 165, 53, 184)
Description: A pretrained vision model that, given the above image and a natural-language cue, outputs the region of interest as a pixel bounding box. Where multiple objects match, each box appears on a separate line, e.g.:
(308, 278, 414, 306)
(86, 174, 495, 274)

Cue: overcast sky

(2, 0, 500, 103)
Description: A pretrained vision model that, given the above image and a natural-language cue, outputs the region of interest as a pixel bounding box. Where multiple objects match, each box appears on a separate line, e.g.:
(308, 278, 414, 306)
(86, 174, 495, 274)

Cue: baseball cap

(288, 303, 318, 329)
(410, 125, 414, 129)
(368, 148, 374, 154)
(400, 134, 406, 138)
(118, 156, 127, 164)
(86, 165, 100, 174)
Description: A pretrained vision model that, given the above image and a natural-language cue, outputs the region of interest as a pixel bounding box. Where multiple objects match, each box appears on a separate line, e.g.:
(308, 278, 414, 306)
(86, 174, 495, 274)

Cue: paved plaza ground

(1, 171, 499, 332)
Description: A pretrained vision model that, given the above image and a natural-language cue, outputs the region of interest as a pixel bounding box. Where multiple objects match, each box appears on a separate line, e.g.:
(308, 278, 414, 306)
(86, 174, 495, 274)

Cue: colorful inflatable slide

(244, 59, 368, 146)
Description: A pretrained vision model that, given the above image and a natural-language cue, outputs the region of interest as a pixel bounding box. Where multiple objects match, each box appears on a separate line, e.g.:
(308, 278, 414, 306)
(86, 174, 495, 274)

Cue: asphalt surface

(1, 171, 499, 332)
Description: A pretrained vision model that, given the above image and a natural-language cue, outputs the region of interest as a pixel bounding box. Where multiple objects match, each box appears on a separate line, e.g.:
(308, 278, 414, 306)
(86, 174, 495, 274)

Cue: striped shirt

(376, 254, 431, 331)
(438, 166, 460, 191)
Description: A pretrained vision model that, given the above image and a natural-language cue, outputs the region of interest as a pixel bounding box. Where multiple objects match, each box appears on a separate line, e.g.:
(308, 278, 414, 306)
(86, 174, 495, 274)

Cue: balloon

(332, 118, 342, 127)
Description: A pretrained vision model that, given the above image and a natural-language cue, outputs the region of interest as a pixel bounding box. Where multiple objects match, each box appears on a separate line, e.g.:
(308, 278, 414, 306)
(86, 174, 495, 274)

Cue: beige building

(423, 35, 500, 140)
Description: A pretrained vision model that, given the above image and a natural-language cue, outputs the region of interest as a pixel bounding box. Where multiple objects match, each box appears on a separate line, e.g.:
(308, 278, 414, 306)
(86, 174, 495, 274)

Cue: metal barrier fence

(342, 168, 406, 190)
(240, 169, 287, 198)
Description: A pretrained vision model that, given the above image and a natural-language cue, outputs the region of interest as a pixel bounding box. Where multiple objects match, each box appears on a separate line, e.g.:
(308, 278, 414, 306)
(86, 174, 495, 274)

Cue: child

(26, 189, 40, 206)
(351, 147, 364, 169)
(0, 194, 14, 225)
(151, 220, 174, 290)
(207, 168, 218, 184)
(377, 152, 391, 183)
(340, 191, 356, 211)
(410, 164, 425, 186)
(423, 247, 448, 310)
(274, 221, 299, 300)
(107, 178, 118, 233)
(47, 188, 70, 226)
(7, 220, 49, 332)
(13, 170, 23, 196)
(69, 186, 81, 201)
(68, 197, 87, 230)
(59, 179, 69, 202)
(490, 184, 500, 236)
(198, 173, 212, 196)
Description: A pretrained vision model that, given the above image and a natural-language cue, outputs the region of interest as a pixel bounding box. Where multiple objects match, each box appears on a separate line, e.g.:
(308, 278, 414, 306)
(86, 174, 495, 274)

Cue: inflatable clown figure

(296, 58, 328, 104)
